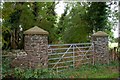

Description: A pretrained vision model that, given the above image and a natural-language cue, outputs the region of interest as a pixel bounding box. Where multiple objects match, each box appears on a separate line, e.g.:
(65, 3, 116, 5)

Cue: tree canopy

(1, 2, 118, 50)
(2, 2, 57, 49)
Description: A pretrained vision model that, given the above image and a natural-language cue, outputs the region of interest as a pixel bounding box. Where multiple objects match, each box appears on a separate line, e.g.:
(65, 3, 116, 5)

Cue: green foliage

(86, 2, 114, 41)
(19, 3, 35, 30)
(2, 2, 116, 49)
(3, 68, 55, 79)
(2, 2, 57, 49)
(57, 2, 90, 43)
(2, 57, 13, 78)
(87, 2, 109, 32)
(57, 2, 113, 43)
(2, 58, 119, 79)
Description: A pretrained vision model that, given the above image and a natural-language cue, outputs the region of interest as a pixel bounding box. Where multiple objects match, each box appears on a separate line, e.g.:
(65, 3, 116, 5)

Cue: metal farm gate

(48, 43, 94, 72)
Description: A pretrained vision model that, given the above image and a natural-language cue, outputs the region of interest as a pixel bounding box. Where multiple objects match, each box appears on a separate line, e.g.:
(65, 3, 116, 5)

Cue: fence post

(57, 66, 58, 74)
(92, 43, 95, 65)
(73, 45, 75, 68)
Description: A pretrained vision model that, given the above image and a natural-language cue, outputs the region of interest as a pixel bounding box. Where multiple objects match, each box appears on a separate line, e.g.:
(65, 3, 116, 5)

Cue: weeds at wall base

(2, 60, 119, 79)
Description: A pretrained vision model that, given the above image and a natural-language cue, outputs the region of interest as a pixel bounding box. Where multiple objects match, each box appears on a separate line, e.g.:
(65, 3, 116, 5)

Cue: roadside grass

(54, 61, 119, 78)
(2, 59, 119, 79)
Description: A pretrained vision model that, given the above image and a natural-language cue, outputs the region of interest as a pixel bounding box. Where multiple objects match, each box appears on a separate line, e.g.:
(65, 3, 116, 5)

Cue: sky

(55, 1, 119, 38)
(55, 1, 66, 16)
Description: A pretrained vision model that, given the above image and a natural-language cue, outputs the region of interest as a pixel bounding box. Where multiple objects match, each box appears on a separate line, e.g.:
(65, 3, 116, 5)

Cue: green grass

(55, 62, 119, 78)
(2, 59, 119, 79)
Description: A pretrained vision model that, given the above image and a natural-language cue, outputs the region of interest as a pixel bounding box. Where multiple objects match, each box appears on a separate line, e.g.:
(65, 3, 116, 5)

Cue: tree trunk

(11, 29, 16, 49)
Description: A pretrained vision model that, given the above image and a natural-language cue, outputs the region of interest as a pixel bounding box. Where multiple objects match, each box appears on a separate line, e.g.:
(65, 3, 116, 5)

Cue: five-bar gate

(48, 43, 94, 72)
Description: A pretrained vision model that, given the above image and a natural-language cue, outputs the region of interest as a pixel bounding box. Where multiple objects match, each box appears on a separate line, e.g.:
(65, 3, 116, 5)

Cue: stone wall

(11, 34, 48, 69)
(92, 36, 109, 64)
(24, 34, 48, 68)
(10, 30, 110, 68)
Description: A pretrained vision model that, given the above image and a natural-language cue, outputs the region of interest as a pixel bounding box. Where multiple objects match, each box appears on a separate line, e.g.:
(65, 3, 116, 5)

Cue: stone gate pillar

(24, 26, 49, 68)
(92, 31, 109, 64)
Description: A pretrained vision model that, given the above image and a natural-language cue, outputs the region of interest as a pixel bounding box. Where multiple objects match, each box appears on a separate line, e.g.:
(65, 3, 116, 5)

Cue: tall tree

(56, 3, 69, 43)
(58, 2, 113, 43)
(2, 2, 57, 49)
(58, 2, 90, 43)
(2, 2, 34, 49)
(87, 2, 110, 33)
(35, 2, 57, 43)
